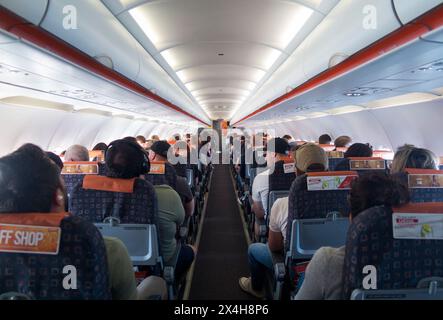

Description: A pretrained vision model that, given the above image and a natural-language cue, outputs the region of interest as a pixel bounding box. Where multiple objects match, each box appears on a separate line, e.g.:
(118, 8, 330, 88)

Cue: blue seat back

(0, 213, 111, 299)
(69, 176, 158, 225)
(145, 161, 177, 190)
(405, 169, 443, 203)
(342, 204, 443, 299)
(287, 171, 357, 248)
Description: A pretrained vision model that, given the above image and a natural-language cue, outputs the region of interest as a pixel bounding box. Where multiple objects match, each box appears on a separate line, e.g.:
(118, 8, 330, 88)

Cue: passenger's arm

(268, 230, 284, 252)
(184, 198, 195, 217)
(251, 174, 266, 220)
(252, 201, 266, 220)
(268, 198, 287, 252)
(104, 237, 138, 300)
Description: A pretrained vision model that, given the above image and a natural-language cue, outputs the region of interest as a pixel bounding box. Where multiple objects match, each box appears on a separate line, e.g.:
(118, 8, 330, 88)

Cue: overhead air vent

(343, 87, 391, 97)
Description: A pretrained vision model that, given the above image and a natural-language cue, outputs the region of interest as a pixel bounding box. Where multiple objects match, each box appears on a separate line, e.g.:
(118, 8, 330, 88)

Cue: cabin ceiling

(102, 0, 338, 120)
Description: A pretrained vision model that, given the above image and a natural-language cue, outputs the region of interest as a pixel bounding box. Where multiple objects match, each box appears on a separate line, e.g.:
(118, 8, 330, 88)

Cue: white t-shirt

(252, 169, 270, 215)
(268, 197, 289, 243)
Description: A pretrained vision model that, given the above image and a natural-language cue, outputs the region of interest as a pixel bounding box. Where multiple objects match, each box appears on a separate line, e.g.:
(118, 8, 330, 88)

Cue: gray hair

(64, 145, 89, 162)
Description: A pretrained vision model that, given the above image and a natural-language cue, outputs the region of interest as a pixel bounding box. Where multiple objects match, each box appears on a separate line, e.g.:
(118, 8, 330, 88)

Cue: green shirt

(104, 236, 138, 300)
(154, 185, 185, 263)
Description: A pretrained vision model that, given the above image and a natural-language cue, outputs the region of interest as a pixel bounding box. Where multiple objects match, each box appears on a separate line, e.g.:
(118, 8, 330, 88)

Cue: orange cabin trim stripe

(83, 175, 135, 193)
(307, 171, 358, 177)
(405, 168, 443, 175)
(393, 203, 443, 214)
(0, 212, 68, 227)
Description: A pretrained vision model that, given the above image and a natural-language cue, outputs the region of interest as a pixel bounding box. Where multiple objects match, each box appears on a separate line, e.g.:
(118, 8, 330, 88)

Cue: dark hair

(319, 134, 332, 144)
(344, 143, 373, 158)
(136, 135, 146, 144)
(105, 139, 149, 179)
(0, 144, 62, 213)
(406, 148, 438, 170)
(282, 135, 292, 141)
(349, 173, 409, 218)
(122, 136, 138, 144)
(46, 151, 64, 170)
(92, 142, 108, 151)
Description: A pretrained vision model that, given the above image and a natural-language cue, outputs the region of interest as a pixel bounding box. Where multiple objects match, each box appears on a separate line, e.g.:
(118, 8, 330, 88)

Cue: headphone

(106, 139, 150, 175)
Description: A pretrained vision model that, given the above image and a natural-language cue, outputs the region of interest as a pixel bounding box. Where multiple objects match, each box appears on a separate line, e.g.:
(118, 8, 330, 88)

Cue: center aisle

(189, 165, 254, 300)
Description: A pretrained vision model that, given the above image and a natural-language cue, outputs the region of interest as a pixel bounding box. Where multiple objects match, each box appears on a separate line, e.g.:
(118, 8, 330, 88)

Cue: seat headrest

(62, 162, 99, 175)
(327, 151, 344, 158)
(306, 171, 358, 191)
(405, 169, 443, 188)
(348, 157, 385, 170)
(148, 161, 166, 175)
(0, 213, 68, 255)
(82, 175, 136, 193)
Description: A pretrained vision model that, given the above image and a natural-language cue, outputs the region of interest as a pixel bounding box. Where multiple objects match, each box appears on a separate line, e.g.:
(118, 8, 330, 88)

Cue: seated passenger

(150, 140, 195, 217)
(295, 173, 409, 300)
(64, 144, 89, 162)
(282, 135, 293, 143)
(318, 134, 332, 145)
(251, 138, 289, 235)
(334, 135, 352, 150)
(92, 142, 108, 151)
(136, 135, 147, 148)
(91, 142, 107, 161)
(390, 144, 438, 174)
(155, 184, 196, 279)
(334, 143, 373, 171)
(123, 136, 138, 144)
(0, 144, 166, 300)
(46, 151, 64, 170)
(239, 143, 328, 299)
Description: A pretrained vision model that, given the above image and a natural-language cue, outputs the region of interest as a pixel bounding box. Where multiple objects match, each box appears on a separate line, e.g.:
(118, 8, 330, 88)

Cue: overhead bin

(234, 0, 443, 124)
(0, 0, 208, 123)
(393, 0, 443, 25)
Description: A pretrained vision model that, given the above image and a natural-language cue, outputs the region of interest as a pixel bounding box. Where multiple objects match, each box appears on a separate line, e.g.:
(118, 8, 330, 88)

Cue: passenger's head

(391, 144, 438, 174)
(64, 144, 89, 162)
(136, 135, 146, 146)
(149, 140, 171, 162)
(334, 135, 352, 148)
(92, 142, 107, 151)
(145, 139, 154, 150)
(349, 173, 409, 219)
(151, 135, 160, 141)
(318, 134, 332, 145)
(295, 143, 328, 175)
(0, 144, 65, 213)
(266, 138, 289, 164)
(344, 143, 373, 158)
(282, 135, 292, 142)
(46, 151, 64, 170)
(105, 139, 149, 179)
(123, 136, 138, 144)
(174, 134, 181, 141)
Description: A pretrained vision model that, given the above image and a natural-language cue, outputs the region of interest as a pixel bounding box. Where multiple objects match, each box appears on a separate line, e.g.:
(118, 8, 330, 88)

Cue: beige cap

(295, 143, 328, 172)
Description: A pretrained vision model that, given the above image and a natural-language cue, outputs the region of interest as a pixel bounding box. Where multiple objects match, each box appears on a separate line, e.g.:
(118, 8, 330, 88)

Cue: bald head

(64, 145, 89, 162)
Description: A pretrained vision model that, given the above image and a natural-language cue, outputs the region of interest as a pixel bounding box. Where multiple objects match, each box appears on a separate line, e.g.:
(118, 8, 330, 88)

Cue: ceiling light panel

(127, 0, 317, 120)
